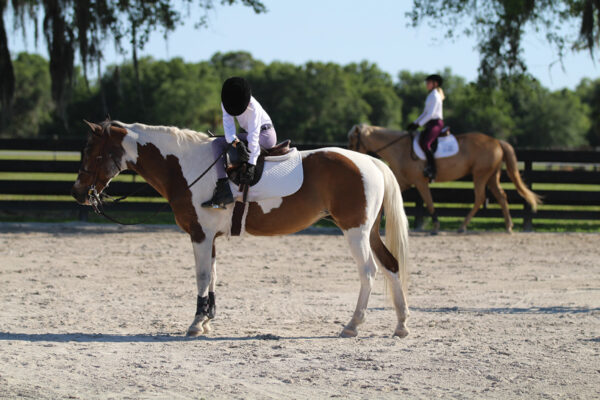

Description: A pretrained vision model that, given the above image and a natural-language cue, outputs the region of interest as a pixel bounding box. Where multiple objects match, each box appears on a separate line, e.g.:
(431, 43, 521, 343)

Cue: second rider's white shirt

(415, 89, 443, 126)
(222, 96, 272, 165)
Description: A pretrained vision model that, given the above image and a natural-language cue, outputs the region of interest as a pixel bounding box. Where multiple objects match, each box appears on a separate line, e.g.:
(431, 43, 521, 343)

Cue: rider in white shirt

(202, 77, 277, 209)
(406, 74, 445, 182)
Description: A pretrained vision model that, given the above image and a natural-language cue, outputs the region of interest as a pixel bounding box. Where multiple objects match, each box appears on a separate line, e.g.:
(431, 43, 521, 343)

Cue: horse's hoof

(186, 327, 204, 337)
(457, 227, 466, 234)
(202, 320, 212, 334)
(186, 315, 207, 336)
(340, 327, 358, 338)
(393, 327, 409, 338)
(429, 230, 439, 236)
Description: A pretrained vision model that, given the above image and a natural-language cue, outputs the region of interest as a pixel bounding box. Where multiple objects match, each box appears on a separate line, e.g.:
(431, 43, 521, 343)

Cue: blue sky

(8, 1, 598, 90)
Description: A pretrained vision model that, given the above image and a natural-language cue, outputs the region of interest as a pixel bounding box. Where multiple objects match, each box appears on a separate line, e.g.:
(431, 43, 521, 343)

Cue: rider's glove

(406, 122, 419, 131)
(236, 141, 250, 163)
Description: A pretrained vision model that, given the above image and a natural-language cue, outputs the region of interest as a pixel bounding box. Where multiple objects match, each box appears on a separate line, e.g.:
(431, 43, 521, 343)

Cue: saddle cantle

(226, 139, 292, 186)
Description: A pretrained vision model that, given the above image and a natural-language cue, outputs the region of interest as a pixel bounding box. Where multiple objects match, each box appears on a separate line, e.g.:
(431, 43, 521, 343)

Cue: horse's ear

(83, 119, 101, 135)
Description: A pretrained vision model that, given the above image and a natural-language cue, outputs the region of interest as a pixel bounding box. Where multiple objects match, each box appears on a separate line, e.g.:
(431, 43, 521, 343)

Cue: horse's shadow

(0, 332, 337, 343)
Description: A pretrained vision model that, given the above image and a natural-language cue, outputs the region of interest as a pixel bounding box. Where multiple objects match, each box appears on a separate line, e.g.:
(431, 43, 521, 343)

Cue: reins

(355, 128, 414, 155)
(86, 124, 231, 226)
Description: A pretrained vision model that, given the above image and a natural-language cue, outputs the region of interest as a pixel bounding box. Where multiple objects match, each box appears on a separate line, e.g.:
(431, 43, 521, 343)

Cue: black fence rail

(1, 138, 599, 229)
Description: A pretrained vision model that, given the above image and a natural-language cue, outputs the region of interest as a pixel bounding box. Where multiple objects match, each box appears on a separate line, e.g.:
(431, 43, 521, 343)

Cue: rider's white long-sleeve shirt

(415, 89, 443, 126)
(222, 96, 272, 165)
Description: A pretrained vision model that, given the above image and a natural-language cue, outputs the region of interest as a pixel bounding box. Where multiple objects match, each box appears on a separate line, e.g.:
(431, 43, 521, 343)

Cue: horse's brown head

(347, 124, 370, 154)
(71, 120, 127, 205)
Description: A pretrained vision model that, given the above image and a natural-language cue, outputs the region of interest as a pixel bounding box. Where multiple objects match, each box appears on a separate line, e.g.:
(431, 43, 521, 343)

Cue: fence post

(414, 192, 425, 230)
(523, 159, 533, 231)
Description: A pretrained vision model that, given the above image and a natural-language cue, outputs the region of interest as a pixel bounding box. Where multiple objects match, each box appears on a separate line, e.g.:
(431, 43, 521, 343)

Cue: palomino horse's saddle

(226, 139, 292, 186)
(413, 127, 459, 160)
(428, 126, 451, 153)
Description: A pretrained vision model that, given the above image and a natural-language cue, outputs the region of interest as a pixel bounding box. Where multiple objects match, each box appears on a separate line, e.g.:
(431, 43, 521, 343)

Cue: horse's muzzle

(71, 185, 89, 205)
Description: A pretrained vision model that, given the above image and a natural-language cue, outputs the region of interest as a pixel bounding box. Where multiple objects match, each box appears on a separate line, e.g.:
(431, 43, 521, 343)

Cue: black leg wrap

(431, 212, 439, 224)
(208, 292, 216, 319)
(195, 295, 209, 316)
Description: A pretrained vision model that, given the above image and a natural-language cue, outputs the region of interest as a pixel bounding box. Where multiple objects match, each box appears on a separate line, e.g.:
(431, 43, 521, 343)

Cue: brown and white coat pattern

(72, 121, 410, 338)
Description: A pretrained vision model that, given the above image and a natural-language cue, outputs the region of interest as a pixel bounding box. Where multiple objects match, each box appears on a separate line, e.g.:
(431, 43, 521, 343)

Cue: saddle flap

(229, 147, 304, 203)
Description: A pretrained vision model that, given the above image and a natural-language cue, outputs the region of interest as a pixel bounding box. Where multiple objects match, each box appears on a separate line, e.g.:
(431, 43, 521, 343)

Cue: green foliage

(1, 53, 52, 137)
(576, 78, 600, 146)
(2, 51, 598, 148)
(408, 0, 600, 84)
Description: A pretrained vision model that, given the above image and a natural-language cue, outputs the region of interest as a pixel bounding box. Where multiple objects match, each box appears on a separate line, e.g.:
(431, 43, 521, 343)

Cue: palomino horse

(71, 120, 410, 338)
(348, 124, 541, 233)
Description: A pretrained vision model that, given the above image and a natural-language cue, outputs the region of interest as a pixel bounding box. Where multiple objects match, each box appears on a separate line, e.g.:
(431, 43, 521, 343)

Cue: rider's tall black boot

(423, 149, 436, 182)
(201, 178, 234, 209)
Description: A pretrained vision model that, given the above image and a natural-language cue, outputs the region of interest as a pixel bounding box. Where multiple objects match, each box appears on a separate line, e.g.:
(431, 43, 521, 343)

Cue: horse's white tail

(372, 158, 409, 292)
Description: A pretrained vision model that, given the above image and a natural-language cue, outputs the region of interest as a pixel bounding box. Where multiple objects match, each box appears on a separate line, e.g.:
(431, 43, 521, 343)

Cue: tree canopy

(408, 0, 600, 85)
(2, 50, 596, 149)
(0, 0, 266, 130)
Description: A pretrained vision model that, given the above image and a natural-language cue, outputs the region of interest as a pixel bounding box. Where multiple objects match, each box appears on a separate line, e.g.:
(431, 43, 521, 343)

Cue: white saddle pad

(229, 147, 303, 201)
(413, 132, 459, 160)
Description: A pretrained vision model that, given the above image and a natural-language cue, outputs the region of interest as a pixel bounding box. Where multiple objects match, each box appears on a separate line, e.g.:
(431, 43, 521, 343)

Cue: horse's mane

(111, 120, 211, 144)
(353, 123, 409, 139)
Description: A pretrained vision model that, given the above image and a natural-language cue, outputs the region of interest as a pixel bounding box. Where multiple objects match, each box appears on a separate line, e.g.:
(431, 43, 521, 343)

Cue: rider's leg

(201, 137, 234, 209)
(420, 120, 443, 181)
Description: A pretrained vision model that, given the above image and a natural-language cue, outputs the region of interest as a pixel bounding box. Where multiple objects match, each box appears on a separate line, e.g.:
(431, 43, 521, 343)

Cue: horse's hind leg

(487, 170, 513, 233)
(459, 172, 492, 233)
(340, 228, 378, 338)
(369, 224, 409, 337)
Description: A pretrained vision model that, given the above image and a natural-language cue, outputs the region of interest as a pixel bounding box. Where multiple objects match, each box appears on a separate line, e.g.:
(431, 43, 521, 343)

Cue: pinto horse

(71, 120, 410, 338)
(348, 124, 541, 233)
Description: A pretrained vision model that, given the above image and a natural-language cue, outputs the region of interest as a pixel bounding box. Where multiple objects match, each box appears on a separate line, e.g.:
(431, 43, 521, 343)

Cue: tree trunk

(43, 0, 75, 133)
(0, 0, 15, 130)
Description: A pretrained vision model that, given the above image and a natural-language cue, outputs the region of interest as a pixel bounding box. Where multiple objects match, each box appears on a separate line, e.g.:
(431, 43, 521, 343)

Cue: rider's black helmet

(425, 74, 443, 87)
(221, 77, 251, 116)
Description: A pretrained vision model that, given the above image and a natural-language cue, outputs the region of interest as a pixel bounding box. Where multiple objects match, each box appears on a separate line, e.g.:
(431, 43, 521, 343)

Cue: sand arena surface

(0, 222, 598, 399)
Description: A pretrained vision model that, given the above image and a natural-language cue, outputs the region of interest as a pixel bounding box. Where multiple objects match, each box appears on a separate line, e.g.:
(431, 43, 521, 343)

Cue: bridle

(79, 123, 124, 215)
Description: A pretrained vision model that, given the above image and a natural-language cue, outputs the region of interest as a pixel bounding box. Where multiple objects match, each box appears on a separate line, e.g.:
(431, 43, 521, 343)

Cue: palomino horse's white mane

(115, 121, 211, 144)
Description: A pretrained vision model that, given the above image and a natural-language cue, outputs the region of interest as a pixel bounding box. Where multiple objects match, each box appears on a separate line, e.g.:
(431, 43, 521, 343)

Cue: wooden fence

(1, 138, 599, 229)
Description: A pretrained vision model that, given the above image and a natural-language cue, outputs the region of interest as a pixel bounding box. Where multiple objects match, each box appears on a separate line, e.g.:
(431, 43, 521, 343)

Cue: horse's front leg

(200, 243, 218, 334)
(414, 180, 440, 234)
(186, 237, 215, 337)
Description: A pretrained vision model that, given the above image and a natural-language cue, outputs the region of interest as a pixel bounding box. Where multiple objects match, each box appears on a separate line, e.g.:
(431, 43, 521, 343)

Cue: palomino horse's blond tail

(499, 140, 542, 211)
(372, 158, 409, 293)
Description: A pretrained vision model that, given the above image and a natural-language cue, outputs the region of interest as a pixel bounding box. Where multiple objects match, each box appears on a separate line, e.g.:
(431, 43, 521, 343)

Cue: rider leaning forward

(406, 74, 445, 182)
(202, 77, 277, 209)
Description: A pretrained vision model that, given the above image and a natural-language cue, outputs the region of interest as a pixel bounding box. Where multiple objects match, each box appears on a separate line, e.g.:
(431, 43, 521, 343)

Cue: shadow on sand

(409, 305, 600, 314)
(0, 332, 339, 343)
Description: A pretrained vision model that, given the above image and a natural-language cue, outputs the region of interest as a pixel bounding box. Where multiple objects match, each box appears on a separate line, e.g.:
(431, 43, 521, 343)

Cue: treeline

(2, 51, 599, 148)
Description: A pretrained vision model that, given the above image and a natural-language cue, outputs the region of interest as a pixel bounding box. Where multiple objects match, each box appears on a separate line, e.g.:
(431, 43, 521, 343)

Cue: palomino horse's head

(71, 120, 127, 205)
(347, 124, 371, 154)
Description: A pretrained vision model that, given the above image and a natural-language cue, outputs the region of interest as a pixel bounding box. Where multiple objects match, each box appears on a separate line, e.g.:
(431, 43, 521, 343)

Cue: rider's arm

(245, 98, 262, 166)
(415, 90, 439, 126)
(222, 103, 238, 144)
